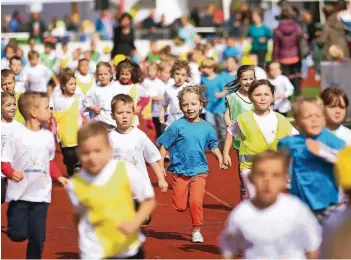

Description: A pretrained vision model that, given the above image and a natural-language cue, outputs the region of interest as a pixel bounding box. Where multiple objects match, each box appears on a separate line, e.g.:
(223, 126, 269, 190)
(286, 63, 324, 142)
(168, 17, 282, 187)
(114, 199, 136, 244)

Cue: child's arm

(224, 106, 233, 127)
(1, 162, 23, 182)
(50, 160, 68, 187)
(150, 162, 168, 192)
(82, 89, 101, 115)
(159, 145, 168, 175)
(215, 88, 228, 99)
(159, 105, 167, 125)
(210, 148, 227, 170)
(306, 139, 341, 164)
(135, 96, 150, 115)
(223, 132, 234, 168)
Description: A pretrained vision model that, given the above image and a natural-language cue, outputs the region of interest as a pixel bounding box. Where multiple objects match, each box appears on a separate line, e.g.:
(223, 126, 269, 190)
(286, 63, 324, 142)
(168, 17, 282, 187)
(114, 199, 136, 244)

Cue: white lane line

(205, 190, 232, 208)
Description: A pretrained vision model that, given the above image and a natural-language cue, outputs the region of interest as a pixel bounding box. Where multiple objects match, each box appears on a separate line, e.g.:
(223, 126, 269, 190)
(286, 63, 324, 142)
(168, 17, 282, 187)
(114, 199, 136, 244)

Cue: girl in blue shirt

(157, 85, 226, 244)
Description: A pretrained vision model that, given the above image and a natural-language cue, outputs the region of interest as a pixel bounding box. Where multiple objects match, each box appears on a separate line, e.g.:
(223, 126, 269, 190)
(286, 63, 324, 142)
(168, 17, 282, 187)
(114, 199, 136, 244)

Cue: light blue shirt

(278, 128, 346, 211)
(201, 75, 226, 113)
(157, 118, 218, 176)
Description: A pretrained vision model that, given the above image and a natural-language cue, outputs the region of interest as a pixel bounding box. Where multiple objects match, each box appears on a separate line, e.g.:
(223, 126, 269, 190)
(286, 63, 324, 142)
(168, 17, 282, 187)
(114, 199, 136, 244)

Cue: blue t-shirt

(223, 46, 240, 60)
(157, 118, 218, 176)
(201, 75, 226, 113)
(220, 71, 237, 85)
(248, 24, 272, 51)
(278, 128, 346, 211)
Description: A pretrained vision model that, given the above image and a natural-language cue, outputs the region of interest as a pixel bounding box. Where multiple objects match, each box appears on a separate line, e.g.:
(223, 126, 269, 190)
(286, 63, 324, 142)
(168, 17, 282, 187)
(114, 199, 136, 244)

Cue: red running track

(1, 123, 241, 259)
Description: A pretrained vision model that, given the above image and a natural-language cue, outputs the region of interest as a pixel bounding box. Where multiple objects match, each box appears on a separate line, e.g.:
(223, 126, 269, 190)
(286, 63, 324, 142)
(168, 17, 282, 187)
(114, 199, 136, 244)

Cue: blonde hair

(178, 85, 208, 107)
(200, 57, 218, 72)
(252, 150, 290, 174)
(18, 91, 48, 120)
(77, 121, 110, 147)
(292, 96, 324, 119)
(96, 61, 113, 82)
(158, 61, 172, 72)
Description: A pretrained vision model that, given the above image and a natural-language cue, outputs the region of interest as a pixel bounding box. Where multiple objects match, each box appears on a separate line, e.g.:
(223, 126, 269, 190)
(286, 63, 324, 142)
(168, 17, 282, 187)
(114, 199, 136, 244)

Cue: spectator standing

(96, 10, 114, 40)
(8, 11, 21, 32)
(178, 16, 197, 48)
(27, 12, 47, 42)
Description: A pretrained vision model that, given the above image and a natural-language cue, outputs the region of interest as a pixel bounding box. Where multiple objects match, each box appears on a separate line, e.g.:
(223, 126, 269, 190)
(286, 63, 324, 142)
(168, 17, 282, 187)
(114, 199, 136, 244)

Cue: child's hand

(134, 106, 142, 115)
(259, 37, 267, 44)
(225, 120, 234, 127)
(57, 176, 68, 187)
(161, 167, 167, 176)
(159, 116, 166, 125)
(215, 92, 223, 98)
(12, 171, 24, 182)
(158, 179, 168, 192)
(92, 106, 101, 115)
(306, 139, 321, 156)
(117, 220, 139, 235)
(220, 162, 228, 170)
(223, 154, 232, 168)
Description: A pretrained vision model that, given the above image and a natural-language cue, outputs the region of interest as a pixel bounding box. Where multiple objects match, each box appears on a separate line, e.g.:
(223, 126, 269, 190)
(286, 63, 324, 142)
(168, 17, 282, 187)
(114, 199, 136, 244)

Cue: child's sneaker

(192, 230, 204, 243)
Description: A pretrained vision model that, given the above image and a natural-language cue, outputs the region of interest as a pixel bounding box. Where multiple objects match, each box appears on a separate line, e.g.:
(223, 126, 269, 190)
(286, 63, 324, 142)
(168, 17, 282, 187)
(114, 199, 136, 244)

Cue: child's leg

(240, 169, 256, 198)
(62, 146, 79, 177)
(214, 113, 226, 148)
(1, 177, 7, 204)
(152, 117, 163, 140)
(7, 201, 30, 242)
(171, 174, 192, 212)
(188, 174, 207, 229)
(27, 202, 49, 259)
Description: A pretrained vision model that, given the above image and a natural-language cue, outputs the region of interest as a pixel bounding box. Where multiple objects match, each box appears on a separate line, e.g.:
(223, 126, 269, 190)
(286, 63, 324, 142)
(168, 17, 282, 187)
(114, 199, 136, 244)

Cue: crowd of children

(1, 32, 351, 259)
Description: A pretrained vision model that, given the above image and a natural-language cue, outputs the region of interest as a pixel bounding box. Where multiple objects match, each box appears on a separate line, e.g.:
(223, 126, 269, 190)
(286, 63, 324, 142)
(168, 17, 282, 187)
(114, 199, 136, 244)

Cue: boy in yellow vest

(66, 121, 156, 259)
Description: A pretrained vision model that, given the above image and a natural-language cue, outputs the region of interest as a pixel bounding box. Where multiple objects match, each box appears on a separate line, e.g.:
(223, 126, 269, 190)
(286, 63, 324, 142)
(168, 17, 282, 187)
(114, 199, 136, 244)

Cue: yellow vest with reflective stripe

(76, 76, 94, 95)
(71, 161, 139, 258)
(238, 110, 292, 171)
(52, 96, 80, 147)
(14, 92, 25, 124)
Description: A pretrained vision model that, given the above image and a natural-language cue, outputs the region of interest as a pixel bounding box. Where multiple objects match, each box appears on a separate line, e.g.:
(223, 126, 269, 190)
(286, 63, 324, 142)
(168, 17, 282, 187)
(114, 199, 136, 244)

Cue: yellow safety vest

(238, 110, 292, 171)
(52, 96, 80, 147)
(14, 92, 25, 124)
(71, 161, 139, 258)
(76, 75, 94, 96)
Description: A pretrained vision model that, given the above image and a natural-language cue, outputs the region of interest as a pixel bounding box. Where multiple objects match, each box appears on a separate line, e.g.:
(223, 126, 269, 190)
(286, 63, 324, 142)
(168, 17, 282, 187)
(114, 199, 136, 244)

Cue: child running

(1, 92, 22, 204)
(159, 60, 191, 127)
(51, 72, 86, 177)
(321, 87, 351, 144)
(220, 150, 322, 259)
(278, 96, 346, 223)
(267, 61, 294, 117)
(75, 58, 96, 96)
(223, 79, 298, 199)
(66, 121, 156, 259)
(1, 91, 67, 259)
(157, 85, 226, 243)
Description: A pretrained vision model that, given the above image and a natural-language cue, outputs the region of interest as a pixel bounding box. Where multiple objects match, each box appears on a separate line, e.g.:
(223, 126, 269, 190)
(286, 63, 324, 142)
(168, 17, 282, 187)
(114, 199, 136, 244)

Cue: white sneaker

(192, 230, 204, 243)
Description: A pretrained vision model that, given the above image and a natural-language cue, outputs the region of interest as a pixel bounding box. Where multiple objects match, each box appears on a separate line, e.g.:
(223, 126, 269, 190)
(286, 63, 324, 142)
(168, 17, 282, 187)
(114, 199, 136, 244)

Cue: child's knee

(172, 200, 187, 212)
(7, 229, 28, 242)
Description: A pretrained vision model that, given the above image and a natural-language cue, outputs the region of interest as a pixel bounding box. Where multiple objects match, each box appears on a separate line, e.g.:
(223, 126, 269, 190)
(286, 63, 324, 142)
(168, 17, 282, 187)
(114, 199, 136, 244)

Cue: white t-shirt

(108, 128, 161, 183)
(269, 75, 294, 113)
(66, 159, 155, 259)
(331, 125, 351, 144)
(254, 66, 267, 80)
(189, 62, 201, 85)
(1, 58, 9, 70)
(15, 71, 28, 93)
(162, 82, 188, 127)
(228, 110, 298, 144)
(23, 63, 53, 92)
(142, 78, 167, 117)
(1, 120, 23, 177)
(2, 126, 56, 203)
(220, 193, 322, 258)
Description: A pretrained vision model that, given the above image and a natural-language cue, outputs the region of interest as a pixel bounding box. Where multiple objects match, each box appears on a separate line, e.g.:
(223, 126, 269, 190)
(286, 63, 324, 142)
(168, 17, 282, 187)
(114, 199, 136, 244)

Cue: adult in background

(27, 12, 47, 43)
(320, 4, 350, 61)
(111, 13, 136, 59)
(273, 6, 302, 96)
(248, 8, 272, 67)
(178, 16, 197, 47)
(96, 10, 114, 40)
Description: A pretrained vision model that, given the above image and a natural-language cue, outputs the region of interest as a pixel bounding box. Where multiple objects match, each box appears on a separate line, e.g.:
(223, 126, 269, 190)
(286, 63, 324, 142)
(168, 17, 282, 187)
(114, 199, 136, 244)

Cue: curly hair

(171, 60, 191, 78)
(178, 85, 208, 108)
(115, 58, 144, 83)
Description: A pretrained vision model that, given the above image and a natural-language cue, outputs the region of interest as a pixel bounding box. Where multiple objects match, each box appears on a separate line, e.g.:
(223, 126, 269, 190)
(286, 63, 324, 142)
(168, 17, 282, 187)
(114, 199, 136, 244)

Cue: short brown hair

(111, 94, 135, 112)
(321, 87, 349, 108)
(248, 79, 275, 98)
(1, 69, 15, 81)
(77, 121, 109, 147)
(28, 50, 39, 60)
(60, 71, 75, 93)
(252, 150, 290, 174)
(171, 60, 191, 78)
(18, 91, 48, 120)
(266, 60, 281, 71)
(178, 85, 208, 107)
(292, 96, 324, 119)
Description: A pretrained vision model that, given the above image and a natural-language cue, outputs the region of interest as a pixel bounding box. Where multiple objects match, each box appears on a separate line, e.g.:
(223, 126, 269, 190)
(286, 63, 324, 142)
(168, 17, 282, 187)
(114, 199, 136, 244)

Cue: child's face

(148, 66, 158, 79)
(325, 98, 347, 126)
(250, 85, 274, 113)
(239, 70, 255, 93)
(158, 67, 171, 83)
(44, 46, 52, 54)
(79, 61, 89, 75)
(119, 68, 132, 84)
(201, 66, 214, 77)
(97, 66, 112, 86)
(250, 158, 287, 206)
(10, 60, 23, 75)
(29, 56, 39, 67)
(111, 101, 134, 131)
(180, 92, 203, 121)
(268, 63, 281, 78)
(173, 68, 188, 86)
(29, 39, 35, 49)
(5, 47, 15, 60)
(1, 77, 15, 94)
(1, 96, 16, 121)
(227, 58, 238, 72)
(227, 38, 236, 46)
(295, 102, 325, 136)
(35, 97, 52, 124)
(79, 134, 112, 175)
(63, 77, 76, 96)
